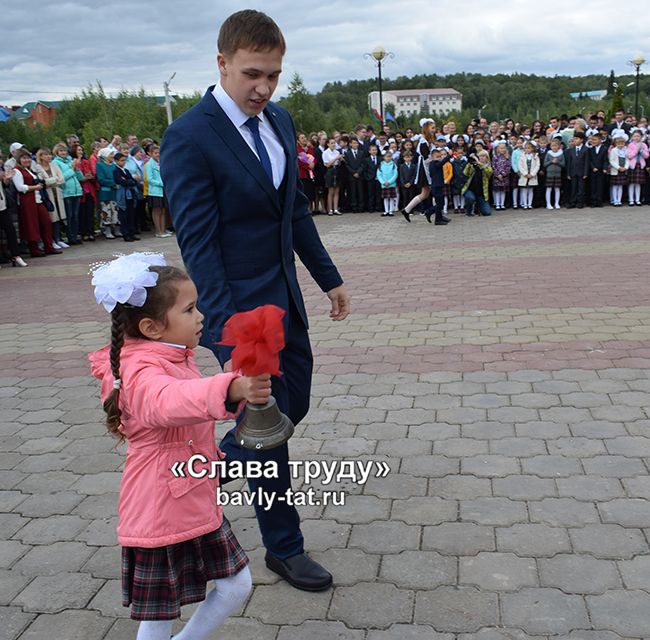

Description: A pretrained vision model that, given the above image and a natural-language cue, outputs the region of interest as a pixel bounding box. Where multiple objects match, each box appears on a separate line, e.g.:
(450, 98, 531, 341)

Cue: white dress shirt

(12, 168, 43, 203)
(212, 82, 286, 189)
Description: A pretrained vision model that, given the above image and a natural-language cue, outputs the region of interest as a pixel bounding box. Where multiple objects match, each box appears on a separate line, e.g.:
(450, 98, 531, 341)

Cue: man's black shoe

(442, 215, 451, 222)
(434, 219, 449, 225)
(424, 211, 433, 223)
(265, 552, 333, 592)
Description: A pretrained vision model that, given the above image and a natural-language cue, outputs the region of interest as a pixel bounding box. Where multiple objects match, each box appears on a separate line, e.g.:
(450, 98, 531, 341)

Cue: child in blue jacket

(376, 151, 398, 217)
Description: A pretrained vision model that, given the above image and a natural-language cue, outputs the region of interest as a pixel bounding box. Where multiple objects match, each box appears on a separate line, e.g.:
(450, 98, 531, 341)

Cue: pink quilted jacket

(89, 338, 243, 548)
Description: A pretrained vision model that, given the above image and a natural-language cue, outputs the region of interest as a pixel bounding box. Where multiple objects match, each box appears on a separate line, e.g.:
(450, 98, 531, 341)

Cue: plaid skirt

(121, 517, 248, 620)
(381, 186, 397, 199)
(442, 183, 451, 198)
(545, 176, 562, 188)
(610, 171, 628, 186)
(629, 165, 646, 185)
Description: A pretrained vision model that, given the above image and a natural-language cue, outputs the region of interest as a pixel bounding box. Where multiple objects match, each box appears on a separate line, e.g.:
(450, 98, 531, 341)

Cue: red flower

(218, 305, 285, 376)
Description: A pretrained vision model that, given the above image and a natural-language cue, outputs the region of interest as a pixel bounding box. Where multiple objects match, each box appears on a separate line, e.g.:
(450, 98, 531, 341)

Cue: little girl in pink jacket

(626, 129, 649, 206)
(88, 253, 271, 640)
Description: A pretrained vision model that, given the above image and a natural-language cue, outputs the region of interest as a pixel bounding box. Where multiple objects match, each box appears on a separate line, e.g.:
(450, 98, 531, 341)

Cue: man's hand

(327, 284, 350, 321)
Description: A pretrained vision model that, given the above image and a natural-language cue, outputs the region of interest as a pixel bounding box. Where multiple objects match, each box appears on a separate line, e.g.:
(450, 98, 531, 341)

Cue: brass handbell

(236, 395, 294, 450)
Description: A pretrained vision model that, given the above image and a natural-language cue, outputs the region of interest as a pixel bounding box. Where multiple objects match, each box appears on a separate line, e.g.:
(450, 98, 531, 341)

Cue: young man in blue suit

(160, 10, 350, 592)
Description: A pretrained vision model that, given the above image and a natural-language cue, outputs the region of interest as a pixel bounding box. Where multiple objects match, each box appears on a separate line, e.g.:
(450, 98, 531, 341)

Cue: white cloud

(0, 0, 647, 104)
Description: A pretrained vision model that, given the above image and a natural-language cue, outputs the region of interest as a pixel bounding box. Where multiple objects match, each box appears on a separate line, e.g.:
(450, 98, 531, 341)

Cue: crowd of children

(298, 108, 650, 220)
(0, 133, 169, 268)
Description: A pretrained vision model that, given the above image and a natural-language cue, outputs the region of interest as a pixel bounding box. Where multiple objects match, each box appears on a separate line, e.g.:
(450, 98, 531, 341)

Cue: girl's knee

(222, 566, 252, 606)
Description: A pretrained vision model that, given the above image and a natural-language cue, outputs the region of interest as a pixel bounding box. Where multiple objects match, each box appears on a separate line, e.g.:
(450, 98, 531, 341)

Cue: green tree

(607, 70, 616, 96)
(607, 84, 625, 120)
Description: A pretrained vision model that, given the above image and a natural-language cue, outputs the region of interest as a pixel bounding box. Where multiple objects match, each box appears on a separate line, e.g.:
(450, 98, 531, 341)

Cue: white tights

(383, 197, 398, 213)
(545, 187, 561, 208)
(610, 185, 623, 205)
(453, 194, 465, 209)
(520, 187, 533, 208)
(136, 567, 252, 640)
(512, 187, 519, 207)
(629, 183, 641, 204)
(493, 191, 506, 208)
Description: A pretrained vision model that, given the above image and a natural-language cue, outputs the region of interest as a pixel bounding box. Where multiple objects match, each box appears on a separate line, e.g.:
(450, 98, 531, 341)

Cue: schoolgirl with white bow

(88, 253, 271, 640)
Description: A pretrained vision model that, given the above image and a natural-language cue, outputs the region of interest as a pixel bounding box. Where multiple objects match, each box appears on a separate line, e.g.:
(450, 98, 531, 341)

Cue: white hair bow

(91, 252, 167, 312)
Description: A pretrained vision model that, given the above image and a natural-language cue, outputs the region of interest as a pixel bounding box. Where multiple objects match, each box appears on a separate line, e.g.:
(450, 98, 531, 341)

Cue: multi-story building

(368, 88, 463, 117)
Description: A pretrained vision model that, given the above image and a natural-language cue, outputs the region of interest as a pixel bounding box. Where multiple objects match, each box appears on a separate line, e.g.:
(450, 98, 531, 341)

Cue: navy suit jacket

(161, 88, 343, 366)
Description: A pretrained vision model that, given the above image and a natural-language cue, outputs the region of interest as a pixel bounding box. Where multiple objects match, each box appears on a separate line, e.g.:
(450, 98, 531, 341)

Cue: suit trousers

(348, 176, 364, 211)
(589, 172, 606, 206)
(366, 179, 381, 211)
(219, 302, 311, 559)
(568, 177, 586, 207)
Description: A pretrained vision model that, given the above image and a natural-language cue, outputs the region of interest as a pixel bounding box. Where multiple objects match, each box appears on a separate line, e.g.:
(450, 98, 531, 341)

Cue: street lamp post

(630, 54, 646, 120)
(365, 46, 394, 125)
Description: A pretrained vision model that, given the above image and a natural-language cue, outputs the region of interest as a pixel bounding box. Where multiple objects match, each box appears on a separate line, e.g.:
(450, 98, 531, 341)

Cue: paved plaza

(3, 206, 650, 639)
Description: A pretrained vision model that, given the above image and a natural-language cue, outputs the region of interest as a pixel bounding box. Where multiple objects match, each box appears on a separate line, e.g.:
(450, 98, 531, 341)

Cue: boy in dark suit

(426, 148, 451, 225)
(587, 132, 608, 207)
(344, 137, 366, 212)
(399, 150, 418, 211)
(363, 143, 381, 212)
(565, 131, 588, 208)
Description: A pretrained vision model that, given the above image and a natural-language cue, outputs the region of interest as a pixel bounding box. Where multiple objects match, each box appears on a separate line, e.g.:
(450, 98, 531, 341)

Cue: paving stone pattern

(2, 207, 650, 638)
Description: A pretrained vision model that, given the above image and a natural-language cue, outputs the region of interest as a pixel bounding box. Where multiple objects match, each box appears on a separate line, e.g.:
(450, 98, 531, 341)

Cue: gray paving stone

(0, 570, 31, 606)
(488, 408, 539, 423)
(320, 395, 368, 410)
(376, 437, 432, 457)
(556, 632, 624, 640)
(488, 437, 547, 457)
(391, 497, 457, 525)
(277, 620, 364, 640)
(367, 623, 453, 639)
(509, 370, 553, 382)
(423, 523, 495, 555)
(605, 436, 650, 456)
(385, 408, 431, 425)
(63, 452, 124, 474)
(464, 372, 507, 383)
(511, 393, 561, 409)
(487, 381, 534, 394)
(15, 470, 79, 494)
(245, 582, 330, 624)
(529, 498, 600, 526)
(570, 421, 627, 438)
(458, 630, 544, 640)
(408, 423, 460, 441)
(357, 423, 409, 440)
(587, 590, 650, 637)
(617, 555, 650, 590)
(463, 394, 509, 409)
(610, 391, 650, 406)
(15, 437, 67, 455)
(534, 380, 581, 394)
(521, 455, 582, 477)
(347, 383, 392, 397)
(569, 525, 648, 559)
(502, 588, 589, 634)
(622, 476, 650, 498)
(546, 437, 607, 457)
(461, 455, 520, 477)
(349, 521, 419, 554)
(381, 550, 456, 589)
(429, 475, 492, 499)
(434, 438, 489, 457)
(12, 573, 103, 612)
(462, 422, 515, 439)
(324, 494, 391, 523)
(19, 609, 114, 640)
(539, 407, 592, 423)
(399, 456, 459, 479)
(516, 421, 571, 438)
(15, 515, 87, 545)
(539, 555, 621, 594)
(559, 392, 611, 408)
(329, 582, 413, 629)
(626, 419, 650, 436)
(437, 408, 487, 425)
(591, 405, 647, 421)
(418, 371, 462, 383)
(493, 475, 556, 500)
(76, 517, 119, 546)
(582, 456, 646, 478)
(0, 541, 28, 569)
(86, 578, 128, 618)
(209, 616, 279, 639)
(553, 369, 599, 381)
(599, 498, 650, 527)
(414, 586, 499, 632)
(12, 541, 95, 576)
(297, 519, 350, 551)
(496, 524, 571, 557)
(0, 514, 28, 540)
(439, 382, 485, 395)
(363, 472, 427, 498)
(310, 548, 379, 586)
(460, 552, 537, 591)
(413, 394, 462, 410)
(1, 605, 36, 640)
(69, 471, 122, 494)
(82, 545, 122, 579)
(557, 476, 624, 501)
(71, 493, 119, 519)
(460, 497, 528, 526)
(0, 491, 26, 512)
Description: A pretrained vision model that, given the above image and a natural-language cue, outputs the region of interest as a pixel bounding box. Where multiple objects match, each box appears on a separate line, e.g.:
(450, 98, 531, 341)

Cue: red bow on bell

(218, 305, 286, 376)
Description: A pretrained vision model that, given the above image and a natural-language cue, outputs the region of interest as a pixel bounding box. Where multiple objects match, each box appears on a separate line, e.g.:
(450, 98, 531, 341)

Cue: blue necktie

(244, 116, 273, 183)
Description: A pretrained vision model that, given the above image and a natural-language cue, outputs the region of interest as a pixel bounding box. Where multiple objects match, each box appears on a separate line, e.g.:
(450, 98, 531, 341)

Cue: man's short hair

(218, 10, 286, 56)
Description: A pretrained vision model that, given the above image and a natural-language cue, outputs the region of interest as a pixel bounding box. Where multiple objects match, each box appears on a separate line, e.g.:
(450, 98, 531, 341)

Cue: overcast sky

(1, 0, 647, 105)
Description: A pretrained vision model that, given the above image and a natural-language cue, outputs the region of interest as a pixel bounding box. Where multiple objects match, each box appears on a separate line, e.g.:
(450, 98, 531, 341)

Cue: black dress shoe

(265, 552, 332, 592)
(401, 209, 411, 222)
(442, 215, 451, 222)
(424, 211, 433, 223)
(434, 219, 449, 225)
